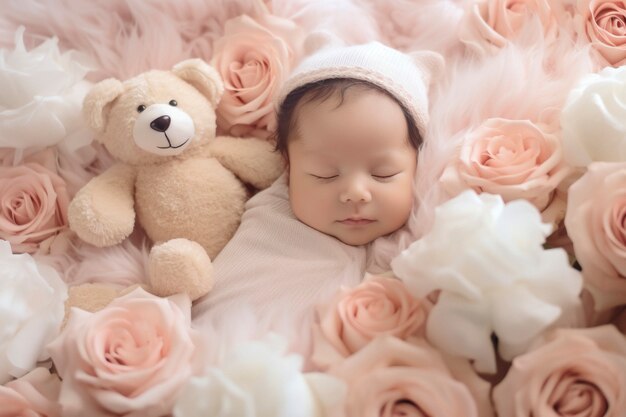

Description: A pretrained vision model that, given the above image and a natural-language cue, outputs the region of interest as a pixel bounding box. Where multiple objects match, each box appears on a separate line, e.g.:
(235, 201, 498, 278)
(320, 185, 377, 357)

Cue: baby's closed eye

(372, 171, 401, 181)
(309, 173, 339, 180)
(307, 172, 402, 182)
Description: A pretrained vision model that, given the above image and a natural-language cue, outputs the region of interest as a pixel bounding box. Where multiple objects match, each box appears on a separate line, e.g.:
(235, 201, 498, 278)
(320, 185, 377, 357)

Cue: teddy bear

(68, 58, 284, 302)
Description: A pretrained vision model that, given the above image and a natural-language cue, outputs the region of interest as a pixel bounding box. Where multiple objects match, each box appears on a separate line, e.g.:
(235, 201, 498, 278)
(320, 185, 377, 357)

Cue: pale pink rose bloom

(565, 162, 626, 311)
(328, 337, 488, 417)
(580, 289, 624, 328)
(440, 118, 570, 225)
(459, 0, 559, 56)
(576, 0, 626, 66)
(312, 276, 428, 370)
(0, 144, 99, 199)
(0, 146, 148, 285)
(212, 14, 303, 140)
(0, 368, 61, 417)
(47, 287, 205, 417)
(0, 162, 70, 253)
(493, 325, 626, 417)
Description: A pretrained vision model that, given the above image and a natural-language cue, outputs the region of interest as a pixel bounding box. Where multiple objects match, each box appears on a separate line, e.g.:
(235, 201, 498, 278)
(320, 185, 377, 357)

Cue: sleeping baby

(192, 41, 441, 362)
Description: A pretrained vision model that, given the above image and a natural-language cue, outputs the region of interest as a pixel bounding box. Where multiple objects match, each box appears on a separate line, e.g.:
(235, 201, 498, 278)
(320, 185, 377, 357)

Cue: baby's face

(288, 89, 417, 246)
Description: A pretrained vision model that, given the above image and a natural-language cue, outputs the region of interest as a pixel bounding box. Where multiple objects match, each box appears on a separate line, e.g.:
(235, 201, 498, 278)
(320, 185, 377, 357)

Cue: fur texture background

(0, 0, 601, 284)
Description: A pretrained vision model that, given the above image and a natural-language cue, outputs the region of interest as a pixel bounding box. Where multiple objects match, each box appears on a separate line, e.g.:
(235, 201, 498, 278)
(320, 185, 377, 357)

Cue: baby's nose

(340, 181, 372, 203)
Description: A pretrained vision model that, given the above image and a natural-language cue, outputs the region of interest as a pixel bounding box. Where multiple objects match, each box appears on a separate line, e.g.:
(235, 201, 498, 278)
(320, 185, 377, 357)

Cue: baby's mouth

(338, 217, 375, 226)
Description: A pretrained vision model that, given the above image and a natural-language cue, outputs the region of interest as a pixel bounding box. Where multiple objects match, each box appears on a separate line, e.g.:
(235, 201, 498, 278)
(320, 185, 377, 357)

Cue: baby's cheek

(380, 182, 414, 225)
(289, 184, 308, 220)
(290, 181, 329, 228)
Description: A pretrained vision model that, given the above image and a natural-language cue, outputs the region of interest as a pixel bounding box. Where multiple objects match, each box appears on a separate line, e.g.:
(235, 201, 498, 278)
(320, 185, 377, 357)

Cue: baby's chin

(334, 234, 377, 246)
(328, 227, 387, 247)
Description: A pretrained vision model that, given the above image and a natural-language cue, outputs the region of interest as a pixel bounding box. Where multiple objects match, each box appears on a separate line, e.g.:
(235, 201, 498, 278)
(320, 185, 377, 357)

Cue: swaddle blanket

(192, 173, 366, 361)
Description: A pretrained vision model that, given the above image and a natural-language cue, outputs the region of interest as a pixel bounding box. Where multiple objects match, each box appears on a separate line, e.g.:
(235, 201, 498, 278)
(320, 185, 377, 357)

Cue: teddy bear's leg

(63, 283, 143, 327)
(148, 238, 214, 301)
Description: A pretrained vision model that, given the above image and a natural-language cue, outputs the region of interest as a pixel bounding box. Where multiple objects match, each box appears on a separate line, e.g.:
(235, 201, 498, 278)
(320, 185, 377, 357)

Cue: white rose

(0, 239, 67, 384)
(561, 66, 626, 167)
(174, 335, 344, 417)
(391, 190, 583, 374)
(0, 27, 92, 152)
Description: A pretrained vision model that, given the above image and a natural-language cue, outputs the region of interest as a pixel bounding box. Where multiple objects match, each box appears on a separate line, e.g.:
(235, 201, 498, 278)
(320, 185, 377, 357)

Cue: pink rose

(0, 162, 70, 253)
(0, 145, 100, 200)
(212, 14, 303, 139)
(459, 0, 559, 56)
(493, 325, 626, 417)
(47, 287, 204, 417)
(565, 162, 626, 311)
(0, 368, 61, 417)
(312, 276, 428, 370)
(577, 0, 626, 66)
(440, 118, 570, 225)
(329, 337, 490, 417)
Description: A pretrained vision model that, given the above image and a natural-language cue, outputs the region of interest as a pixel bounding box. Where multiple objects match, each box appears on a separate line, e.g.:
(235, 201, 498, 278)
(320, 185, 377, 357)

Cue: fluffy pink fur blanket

(0, 0, 600, 290)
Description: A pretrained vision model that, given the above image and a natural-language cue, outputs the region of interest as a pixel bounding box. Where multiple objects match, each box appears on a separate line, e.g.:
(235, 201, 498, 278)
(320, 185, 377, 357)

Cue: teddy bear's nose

(150, 115, 171, 132)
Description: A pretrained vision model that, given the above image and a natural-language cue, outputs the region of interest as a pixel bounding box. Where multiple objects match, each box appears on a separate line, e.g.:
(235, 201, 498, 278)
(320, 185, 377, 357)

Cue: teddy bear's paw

(148, 238, 214, 301)
(68, 190, 135, 247)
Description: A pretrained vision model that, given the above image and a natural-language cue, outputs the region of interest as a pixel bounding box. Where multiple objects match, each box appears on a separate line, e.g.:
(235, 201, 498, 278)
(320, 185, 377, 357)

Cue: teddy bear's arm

(209, 136, 285, 190)
(68, 163, 137, 247)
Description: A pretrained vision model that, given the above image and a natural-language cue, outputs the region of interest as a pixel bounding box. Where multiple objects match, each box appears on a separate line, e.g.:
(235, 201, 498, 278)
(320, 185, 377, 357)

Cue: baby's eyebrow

(300, 145, 335, 157)
(370, 152, 402, 163)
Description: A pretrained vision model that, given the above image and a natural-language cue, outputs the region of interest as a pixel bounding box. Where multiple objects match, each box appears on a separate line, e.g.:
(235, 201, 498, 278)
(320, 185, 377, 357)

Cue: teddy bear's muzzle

(133, 104, 195, 156)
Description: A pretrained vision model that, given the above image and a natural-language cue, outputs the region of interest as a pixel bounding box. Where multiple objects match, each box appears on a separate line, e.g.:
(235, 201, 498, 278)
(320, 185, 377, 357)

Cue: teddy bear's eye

(137, 105, 146, 113)
(169, 100, 177, 107)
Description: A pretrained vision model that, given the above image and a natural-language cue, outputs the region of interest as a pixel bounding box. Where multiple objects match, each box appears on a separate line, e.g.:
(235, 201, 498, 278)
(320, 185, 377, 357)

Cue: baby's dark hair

(274, 78, 422, 159)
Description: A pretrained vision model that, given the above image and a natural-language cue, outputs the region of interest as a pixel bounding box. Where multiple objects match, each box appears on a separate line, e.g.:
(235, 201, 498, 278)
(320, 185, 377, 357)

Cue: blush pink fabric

(192, 173, 366, 363)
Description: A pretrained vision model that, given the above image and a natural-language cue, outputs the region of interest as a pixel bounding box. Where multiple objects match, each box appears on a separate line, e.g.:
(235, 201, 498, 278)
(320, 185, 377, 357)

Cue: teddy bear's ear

(172, 59, 224, 108)
(83, 78, 125, 134)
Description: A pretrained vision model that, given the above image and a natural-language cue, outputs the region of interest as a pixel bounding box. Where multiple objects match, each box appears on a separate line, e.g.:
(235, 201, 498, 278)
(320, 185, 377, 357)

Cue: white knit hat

(276, 40, 444, 139)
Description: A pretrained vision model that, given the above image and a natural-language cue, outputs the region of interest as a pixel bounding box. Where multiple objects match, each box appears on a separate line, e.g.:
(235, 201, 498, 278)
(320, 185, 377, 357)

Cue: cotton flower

(561, 66, 626, 167)
(174, 335, 344, 417)
(0, 239, 67, 384)
(0, 26, 92, 151)
(391, 190, 583, 373)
